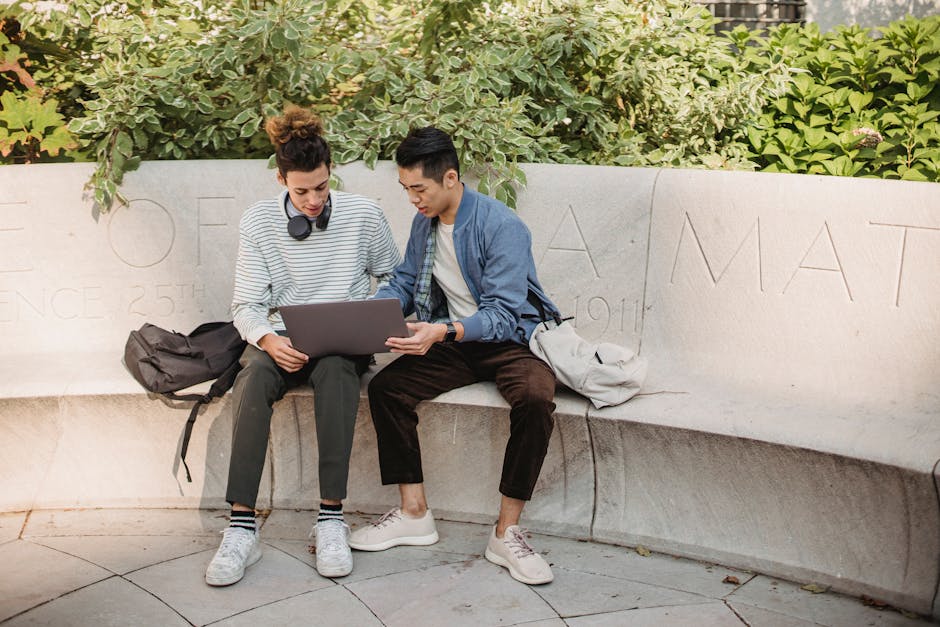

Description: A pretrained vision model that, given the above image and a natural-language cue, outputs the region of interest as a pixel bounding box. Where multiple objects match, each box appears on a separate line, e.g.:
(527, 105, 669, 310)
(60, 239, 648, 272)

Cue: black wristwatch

(443, 322, 458, 343)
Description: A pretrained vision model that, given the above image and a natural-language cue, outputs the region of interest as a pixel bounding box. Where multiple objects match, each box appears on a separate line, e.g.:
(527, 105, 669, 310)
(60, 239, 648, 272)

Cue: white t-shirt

(433, 222, 478, 320)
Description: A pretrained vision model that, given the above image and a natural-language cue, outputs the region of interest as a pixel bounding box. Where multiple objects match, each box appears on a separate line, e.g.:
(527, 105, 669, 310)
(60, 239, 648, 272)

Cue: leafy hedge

(0, 20, 79, 162)
(1, 0, 937, 214)
(730, 17, 940, 182)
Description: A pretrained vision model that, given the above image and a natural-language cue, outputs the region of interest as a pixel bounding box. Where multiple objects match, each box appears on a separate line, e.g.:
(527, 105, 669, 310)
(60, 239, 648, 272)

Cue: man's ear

(443, 168, 459, 188)
(276, 170, 286, 186)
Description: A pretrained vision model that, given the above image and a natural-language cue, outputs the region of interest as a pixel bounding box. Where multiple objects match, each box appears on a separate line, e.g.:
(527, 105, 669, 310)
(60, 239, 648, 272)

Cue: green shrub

(328, 0, 789, 204)
(5, 1, 938, 215)
(14, 0, 355, 212)
(0, 18, 79, 163)
(9, 0, 788, 212)
(730, 16, 940, 181)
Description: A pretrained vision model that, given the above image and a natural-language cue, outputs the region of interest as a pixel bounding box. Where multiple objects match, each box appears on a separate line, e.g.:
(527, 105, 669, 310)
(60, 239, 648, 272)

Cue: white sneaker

(484, 525, 553, 585)
(348, 507, 439, 551)
(314, 519, 353, 577)
(205, 526, 262, 586)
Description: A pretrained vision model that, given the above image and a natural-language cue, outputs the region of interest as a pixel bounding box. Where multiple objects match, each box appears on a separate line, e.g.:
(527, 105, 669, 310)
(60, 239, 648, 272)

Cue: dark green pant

(225, 345, 369, 507)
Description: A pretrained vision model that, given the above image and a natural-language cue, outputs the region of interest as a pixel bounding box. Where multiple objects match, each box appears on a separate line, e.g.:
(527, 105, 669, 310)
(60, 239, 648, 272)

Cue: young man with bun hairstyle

(205, 106, 401, 586)
(348, 127, 561, 585)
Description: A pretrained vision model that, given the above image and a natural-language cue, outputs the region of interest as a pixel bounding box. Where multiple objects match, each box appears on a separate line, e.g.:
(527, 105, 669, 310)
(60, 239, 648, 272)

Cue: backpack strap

(525, 288, 564, 325)
(166, 359, 243, 483)
(178, 396, 210, 483)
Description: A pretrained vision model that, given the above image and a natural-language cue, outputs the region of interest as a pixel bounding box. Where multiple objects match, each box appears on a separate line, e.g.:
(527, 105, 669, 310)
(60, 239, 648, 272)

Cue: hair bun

(265, 105, 324, 146)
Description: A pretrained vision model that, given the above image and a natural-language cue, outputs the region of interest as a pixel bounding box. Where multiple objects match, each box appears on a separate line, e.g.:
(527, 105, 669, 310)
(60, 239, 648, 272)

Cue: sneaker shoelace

(505, 527, 536, 558)
(317, 520, 348, 552)
(371, 507, 403, 528)
(217, 527, 252, 559)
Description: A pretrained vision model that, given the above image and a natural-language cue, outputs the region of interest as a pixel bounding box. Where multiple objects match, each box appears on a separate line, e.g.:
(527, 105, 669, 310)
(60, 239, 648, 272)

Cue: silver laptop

(279, 298, 409, 358)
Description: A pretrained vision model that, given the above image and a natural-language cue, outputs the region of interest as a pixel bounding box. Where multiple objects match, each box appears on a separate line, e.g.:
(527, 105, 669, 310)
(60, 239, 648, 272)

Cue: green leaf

(76, 6, 92, 28)
(115, 130, 133, 158)
(804, 126, 828, 148)
(0, 91, 31, 130)
(761, 143, 782, 156)
(807, 150, 837, 162)
(900, 167, 929, 181)
(791, 73, 816, 98)
(879, 112, 903, 127)
(580, 97, 604, 112)
(240, 119, 259, 138)
(238, 20, 267, 38)
(778, 153, 799, 171)
(847, 91, 873, 114)
(821, 155, 863, 176)
(512, 68, 534, 83)
(283, 23, 300, 41)
(39, 125, 77, 156)
(746, 126, 764, 151)
(907, 81, 931, 102)
(232, 109, 255, 125)
(270, 28, 288, 49)
(29, 98, 67, 133)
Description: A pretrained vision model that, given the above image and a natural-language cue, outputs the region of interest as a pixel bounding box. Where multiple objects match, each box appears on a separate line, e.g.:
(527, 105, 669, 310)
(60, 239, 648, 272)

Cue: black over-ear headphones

(285, 196, 331, 240)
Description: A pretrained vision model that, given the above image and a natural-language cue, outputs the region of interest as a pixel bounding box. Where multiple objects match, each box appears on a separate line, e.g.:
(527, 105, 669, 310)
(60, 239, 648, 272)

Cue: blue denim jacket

(375, 185, 560, 344)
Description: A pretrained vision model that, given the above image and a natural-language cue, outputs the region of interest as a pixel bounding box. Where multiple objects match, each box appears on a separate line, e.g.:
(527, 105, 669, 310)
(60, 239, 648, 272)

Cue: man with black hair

(349, 127, 560, 585)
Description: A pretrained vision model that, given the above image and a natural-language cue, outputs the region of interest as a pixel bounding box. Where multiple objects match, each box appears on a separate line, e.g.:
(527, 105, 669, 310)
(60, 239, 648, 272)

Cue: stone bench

(1, 160, 938, 618)
(0, 160, 609, 535)
(593, 169, 940, 616)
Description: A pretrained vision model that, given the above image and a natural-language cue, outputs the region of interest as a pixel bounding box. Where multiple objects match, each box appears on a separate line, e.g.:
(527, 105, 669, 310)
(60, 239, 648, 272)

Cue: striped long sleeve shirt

(232, 190, 401, 346)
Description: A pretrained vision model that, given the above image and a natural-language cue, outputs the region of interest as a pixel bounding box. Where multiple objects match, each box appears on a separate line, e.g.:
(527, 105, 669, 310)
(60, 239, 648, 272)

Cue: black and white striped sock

(317, 502, 343, 524)
(230, 509, 256, 533)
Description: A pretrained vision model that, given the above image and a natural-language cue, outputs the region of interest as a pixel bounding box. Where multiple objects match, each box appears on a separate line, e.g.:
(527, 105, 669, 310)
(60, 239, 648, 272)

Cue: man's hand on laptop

(259, 333, 309, 372)
(386, 321, 449, 355)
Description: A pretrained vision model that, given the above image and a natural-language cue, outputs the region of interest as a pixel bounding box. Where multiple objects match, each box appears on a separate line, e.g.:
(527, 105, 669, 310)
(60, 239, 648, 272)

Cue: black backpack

(123, 321, 247, 482)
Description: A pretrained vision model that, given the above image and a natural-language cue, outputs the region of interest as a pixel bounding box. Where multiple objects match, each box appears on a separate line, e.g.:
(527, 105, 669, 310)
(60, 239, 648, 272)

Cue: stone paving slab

(126, 546, 332, 626)
(1, 508, 933, 626)
(210, 585, 382, 626)
(21, 508, 224, 537)
(726, 575, 927, 627)
(532, 532, 753, 600)
(3, 577, 190, 627)
(32, 535, 219, 575)
(0, 540, 111, 622)
(565, 601, 742, 626)
(728, 604, 822, 627)
(346, 559, 557, 627)
(266, 538, 474, 587)
(533, 567, 710, 617)
(0, 512, 24, 545)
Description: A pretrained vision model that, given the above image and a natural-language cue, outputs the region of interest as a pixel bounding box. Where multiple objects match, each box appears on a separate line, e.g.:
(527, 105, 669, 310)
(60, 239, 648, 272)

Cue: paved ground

(0, 509, 931, 626)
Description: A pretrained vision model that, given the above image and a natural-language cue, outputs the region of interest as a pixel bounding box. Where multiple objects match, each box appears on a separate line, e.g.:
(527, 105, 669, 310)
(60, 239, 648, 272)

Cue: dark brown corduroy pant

(367, 341, 556, 501)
